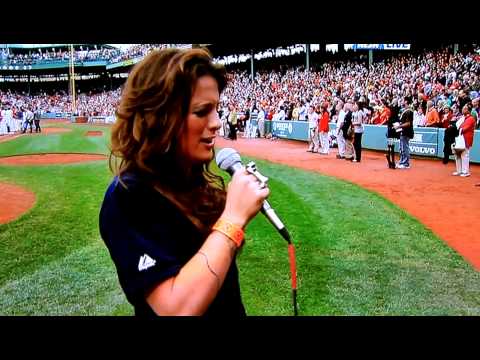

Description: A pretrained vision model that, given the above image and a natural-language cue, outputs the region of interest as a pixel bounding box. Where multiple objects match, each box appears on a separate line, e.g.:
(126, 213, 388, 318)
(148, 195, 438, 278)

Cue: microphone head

(215, 148, 242, 171)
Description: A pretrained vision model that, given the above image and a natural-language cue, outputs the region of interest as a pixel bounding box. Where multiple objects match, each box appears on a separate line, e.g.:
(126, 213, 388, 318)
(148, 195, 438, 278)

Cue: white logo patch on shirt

(138, 254, 156, 271)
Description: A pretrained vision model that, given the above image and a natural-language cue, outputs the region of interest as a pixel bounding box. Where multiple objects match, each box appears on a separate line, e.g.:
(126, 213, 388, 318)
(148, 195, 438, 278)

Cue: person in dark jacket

(442, 105, 458, 164)
(341, 102, 354, 160)
(394, 97, 415, 169)
(385, 102, 400, 169)
(34, 108, 42, 133)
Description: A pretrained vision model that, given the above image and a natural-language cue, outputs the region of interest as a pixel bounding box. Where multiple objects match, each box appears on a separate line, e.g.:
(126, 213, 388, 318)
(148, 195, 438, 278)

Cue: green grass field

(1, 123, 479, 315)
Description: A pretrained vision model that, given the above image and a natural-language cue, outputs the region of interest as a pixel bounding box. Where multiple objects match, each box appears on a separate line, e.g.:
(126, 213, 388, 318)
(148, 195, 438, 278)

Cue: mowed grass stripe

(0, 241, 131, 315)
(235, 157, 480, 315)
(0, 124, 111, 157)
(0, 128, 479, 315)
(0, 162, 111, 287)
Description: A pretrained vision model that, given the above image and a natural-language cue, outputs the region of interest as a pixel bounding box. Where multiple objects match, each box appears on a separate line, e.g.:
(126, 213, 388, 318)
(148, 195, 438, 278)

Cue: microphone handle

(225, 161, 291, 242)
(261, 200, 291, 243)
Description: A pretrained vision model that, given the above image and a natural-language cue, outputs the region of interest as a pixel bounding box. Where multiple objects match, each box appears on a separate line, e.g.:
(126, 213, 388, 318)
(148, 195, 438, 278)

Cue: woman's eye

(194, 109, 209, 117)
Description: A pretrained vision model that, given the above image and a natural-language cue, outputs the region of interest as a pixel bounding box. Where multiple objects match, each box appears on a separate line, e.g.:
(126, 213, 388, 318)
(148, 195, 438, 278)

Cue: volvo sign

(351, 44, 411, 50)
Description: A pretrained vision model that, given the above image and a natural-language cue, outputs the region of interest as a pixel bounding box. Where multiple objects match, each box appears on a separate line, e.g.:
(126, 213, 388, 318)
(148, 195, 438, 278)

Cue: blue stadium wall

(255, 120, 480, 164)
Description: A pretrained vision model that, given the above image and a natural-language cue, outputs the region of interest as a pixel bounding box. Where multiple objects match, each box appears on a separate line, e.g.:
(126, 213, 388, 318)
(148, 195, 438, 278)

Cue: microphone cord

(280, 228, 298, 316)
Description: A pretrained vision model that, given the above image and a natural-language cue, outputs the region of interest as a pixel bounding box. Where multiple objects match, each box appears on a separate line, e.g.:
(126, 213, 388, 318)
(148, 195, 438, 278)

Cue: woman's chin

(189, 149, 214, 165)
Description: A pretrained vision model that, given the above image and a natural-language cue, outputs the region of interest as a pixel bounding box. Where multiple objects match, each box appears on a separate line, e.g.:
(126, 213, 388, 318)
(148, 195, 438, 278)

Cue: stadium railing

(88, 115, 116, 124)
(40, 112, 69, 119)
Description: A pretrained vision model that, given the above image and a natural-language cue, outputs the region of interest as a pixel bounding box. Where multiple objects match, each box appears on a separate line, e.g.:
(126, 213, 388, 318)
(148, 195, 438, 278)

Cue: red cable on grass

(279, 228, 298, 315)
(288, 243, 298, 316)
(288, 244, 297, 290)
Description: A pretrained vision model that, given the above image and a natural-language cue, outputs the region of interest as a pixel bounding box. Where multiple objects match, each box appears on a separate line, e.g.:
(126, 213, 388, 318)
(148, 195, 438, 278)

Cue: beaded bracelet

(212, 218, 244, 248)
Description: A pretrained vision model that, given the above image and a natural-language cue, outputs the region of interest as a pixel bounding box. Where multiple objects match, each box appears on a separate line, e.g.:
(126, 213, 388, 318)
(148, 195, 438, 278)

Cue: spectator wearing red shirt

(371, 108, 382, 125)
(318, 102, 330, 154)
(453, 104, 476, 177)
(440, 105, 453, 129)
(266, 108, 273, 120)
(379, 101, 391, 125)
(425, 101, 440, 127)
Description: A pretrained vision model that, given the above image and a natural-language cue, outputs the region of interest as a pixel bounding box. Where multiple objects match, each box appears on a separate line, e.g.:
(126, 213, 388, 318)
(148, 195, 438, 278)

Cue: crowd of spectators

(0, 87, 124, 135)
(0, 90, 70, 114)
(108, 44, 166, 63)
(75, 88, 122, 116)
(219, 47, 480, 130)
(0, 44, 167, 66)
(0, 87, 121, 117)
(1, 46, 480, 129)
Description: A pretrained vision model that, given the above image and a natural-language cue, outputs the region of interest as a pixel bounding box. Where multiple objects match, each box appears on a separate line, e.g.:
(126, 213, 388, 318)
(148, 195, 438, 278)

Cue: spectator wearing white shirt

(413, 104, 426, 127)
(4, 107, 16, 133)
(22, 108, 34, 133)
(298, 102, 307, 121)
(307, 105, 319, 153)
(0, 106, 8, 135)
(342, 102, 355, 160)
(277, 106, 286, 121)
(248, 104, 258, 138)
(219, 106, 228, 138)
(257, 106, 265, 138)
(335, 101, 346, 159)
(352, 102, 365, 163)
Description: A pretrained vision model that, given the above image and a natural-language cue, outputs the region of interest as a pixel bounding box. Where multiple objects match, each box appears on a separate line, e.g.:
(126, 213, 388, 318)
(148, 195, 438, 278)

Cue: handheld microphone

(216, 147, 298, 316)
(215, 148, 291, 243)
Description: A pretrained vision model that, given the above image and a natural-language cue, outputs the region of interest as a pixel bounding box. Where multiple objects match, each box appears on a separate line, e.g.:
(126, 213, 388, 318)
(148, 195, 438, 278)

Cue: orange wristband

(212, 218, 244, 248)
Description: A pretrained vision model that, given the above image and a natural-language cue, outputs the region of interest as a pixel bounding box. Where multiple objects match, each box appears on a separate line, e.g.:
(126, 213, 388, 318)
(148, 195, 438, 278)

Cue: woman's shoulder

(104, 172, 160, 205)
(107, 172, 143, 193)
(102, 172, 179, 223)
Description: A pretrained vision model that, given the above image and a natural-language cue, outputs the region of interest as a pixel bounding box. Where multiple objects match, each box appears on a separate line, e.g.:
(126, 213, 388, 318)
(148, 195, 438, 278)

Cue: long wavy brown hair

(110, 48, 227, 235)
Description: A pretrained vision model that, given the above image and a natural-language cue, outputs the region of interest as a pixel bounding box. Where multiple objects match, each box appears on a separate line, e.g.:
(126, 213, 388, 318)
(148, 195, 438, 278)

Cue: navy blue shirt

(99, 172, 246, 317)
(399, 108, 414, 139)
